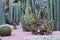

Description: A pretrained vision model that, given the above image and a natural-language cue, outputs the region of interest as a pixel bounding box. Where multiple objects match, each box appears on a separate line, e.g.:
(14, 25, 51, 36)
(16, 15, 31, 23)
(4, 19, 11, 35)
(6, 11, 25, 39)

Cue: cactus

(21, 13, 32, 31)
(21, 13, 40, 31)
(0, 26, 12, 36)
(30, 19, 52, 35)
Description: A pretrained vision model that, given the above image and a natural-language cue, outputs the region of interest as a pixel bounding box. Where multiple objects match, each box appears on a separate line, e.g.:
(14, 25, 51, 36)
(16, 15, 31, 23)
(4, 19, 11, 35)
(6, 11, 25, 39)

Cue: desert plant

(21, 13, 32, 31)
(21, 12, 52, 35)
(0, 26, 12, 36)
(30, 19, 52, 35)
(21, 13, 40, 31)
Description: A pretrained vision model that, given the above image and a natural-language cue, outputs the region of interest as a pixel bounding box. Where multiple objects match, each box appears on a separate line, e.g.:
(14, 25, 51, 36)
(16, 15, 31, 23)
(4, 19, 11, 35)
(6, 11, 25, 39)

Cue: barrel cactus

(0, 26, 12, 36)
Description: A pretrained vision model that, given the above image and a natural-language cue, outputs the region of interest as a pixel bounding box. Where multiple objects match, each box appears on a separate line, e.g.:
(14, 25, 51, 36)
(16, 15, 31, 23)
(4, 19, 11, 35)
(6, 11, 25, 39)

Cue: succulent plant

(21, 13, 52, 35)
(21, 13, 38, 31)
(21, 13, 32, 31)
(0, 26, 12, 36)
(30, 19, 52, 35)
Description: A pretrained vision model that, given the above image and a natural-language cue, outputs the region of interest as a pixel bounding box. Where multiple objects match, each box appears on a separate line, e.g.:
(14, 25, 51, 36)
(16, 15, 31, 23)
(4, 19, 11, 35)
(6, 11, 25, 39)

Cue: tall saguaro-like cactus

(47, 0, 60, 31)
(9, 0, 21, 24)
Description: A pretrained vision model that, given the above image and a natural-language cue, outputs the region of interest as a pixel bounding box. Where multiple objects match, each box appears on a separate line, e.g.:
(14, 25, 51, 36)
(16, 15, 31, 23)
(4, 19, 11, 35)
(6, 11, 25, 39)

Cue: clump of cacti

(30, 19, 52, 35)
(0, 26, 12, 36)
(21, 13, 39, 31)
(21, 13, 52, 35)
(21, 13, 32, 31)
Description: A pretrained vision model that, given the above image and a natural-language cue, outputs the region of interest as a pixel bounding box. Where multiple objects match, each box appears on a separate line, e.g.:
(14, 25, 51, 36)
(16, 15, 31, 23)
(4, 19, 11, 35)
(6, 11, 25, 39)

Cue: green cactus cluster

(21, 13, 52, 35)
(21, 13, 40, 31)
(30, 19, 52, 35)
